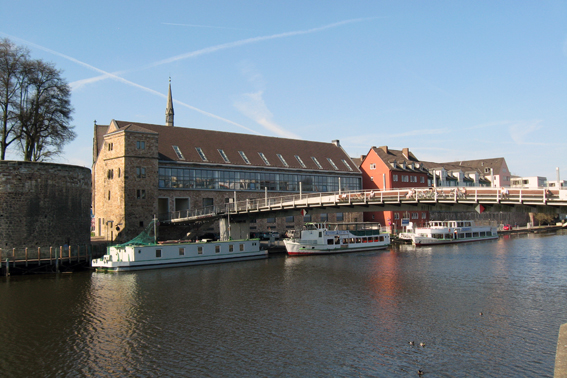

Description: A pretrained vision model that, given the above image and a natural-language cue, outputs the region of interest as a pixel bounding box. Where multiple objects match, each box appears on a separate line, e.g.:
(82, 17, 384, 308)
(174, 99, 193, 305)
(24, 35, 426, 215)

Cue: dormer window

(295, 155, 306, 168)
(327, 158, 339, 170)
(172, 145, 185, 160)
(311, 157, 323, 169)
(391, 161, 397, 169)
(238, 151, 251, 164)
(195, 147, 207, 161)
(342, 159, 353, 171)
(218, 149, 230, 163)
(258, 152, 270, 166)
(277, 154, 288, 167)
(401, 161, 406, 169)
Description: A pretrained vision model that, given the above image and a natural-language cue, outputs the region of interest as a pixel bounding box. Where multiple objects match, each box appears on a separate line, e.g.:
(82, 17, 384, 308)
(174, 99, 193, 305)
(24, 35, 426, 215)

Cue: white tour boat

(401, 220, 498, 246)
(284, 222, 390, 256)
(92, 221, 267, 272)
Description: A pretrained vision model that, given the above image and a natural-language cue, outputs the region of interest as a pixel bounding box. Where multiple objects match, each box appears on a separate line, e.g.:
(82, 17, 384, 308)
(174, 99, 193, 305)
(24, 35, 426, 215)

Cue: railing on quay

(165, 187, 567, 223)
(0, 245, 93, 276)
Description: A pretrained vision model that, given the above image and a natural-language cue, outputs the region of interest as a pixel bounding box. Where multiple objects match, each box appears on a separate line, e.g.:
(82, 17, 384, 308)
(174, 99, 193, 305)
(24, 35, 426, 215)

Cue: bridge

(165, 187, 567, 224)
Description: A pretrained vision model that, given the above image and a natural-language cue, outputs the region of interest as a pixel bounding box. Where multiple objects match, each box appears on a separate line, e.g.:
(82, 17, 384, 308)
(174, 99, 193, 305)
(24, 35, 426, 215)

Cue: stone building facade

(92, 118, 363, 242)
(0, 161, 91, 252)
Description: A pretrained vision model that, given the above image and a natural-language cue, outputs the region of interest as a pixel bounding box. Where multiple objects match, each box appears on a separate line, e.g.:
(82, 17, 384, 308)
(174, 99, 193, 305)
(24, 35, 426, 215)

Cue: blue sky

(1, 0, 566, 179)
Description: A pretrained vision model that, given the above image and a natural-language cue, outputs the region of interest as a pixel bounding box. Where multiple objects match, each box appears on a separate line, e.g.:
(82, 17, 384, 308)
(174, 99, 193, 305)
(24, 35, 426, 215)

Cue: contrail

(0, 32, 262, 135)
(162, 22, 256, 31)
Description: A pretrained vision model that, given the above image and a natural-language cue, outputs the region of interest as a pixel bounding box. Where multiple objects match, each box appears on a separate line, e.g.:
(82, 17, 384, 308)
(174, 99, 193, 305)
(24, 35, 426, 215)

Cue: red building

(359, 146, 430, 230)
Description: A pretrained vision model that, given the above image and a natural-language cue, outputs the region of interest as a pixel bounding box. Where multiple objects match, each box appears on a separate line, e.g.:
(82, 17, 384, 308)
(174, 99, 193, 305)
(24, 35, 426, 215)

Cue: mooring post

(49, 246, 52, 264)
(5, 258, 9, 276)
(69, 245, 72, 263)
(25, 247, 28, 267)
(38, 247, 41, 266)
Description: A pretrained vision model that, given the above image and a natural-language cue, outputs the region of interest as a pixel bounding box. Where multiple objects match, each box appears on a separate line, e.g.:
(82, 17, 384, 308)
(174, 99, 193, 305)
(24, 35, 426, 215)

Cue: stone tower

(165, 78, 174, 127)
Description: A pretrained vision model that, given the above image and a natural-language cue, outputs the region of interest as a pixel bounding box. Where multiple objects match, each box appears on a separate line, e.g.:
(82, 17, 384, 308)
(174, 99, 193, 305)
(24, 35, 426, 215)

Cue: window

(394, 213, 399, 220)
(342, 159, 353, 171)
(370, 176, 374, 181)
(410, 176, 417, 183)
(303, 214, 311, 222)
(312, 157, 323, 169)
(179, 247, 185, 256)
(108, 191, 111, 200)
(267, 217, 275, 223)
(327, 158, 339, 170)
(393, 174, 399, 182)
(136, 167, 146, 178)
(171, 145, 185, 160)
(484, 168, 490, 173)
(139, 221, 144, 227)
(295, 155, 306, 168)
(240, 244, 245, 251)
(412, 212, 418, 219)
(402, 175, 409, 182)
(229, 245, 234, 252)
(277, 154, 288, 167)
(107, 169, 114, 179)
(258, 152, 270, 166)
(108, 142, 113, 151)
(215, 245, 220, 253)
(136, 141, 145, 150)
(320, 213, 328, 222)
(156, 249, 162, 258)
(336, 213, 344, 221)
(420, 176, 425, 183)
(195, 147, 207, 161)
(137, 189, 146, 199)
(422, 212, 427, 219)
(285, 216, 294, 222)
(198, 246, 203, 254)
(238, 151, 251, 164)
(369, 163, 376, 170)
(218, 149, 230, 163)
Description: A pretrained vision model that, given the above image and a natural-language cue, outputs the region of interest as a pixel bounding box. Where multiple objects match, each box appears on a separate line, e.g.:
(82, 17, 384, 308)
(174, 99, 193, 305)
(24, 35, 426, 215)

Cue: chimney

(379, 146, 389, 154)
(402, 148, 409, 159)
(332, 140, 340, 147)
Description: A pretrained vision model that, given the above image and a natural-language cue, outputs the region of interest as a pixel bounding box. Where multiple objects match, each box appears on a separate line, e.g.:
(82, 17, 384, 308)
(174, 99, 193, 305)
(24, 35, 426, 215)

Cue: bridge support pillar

(219, 219, 251, 241)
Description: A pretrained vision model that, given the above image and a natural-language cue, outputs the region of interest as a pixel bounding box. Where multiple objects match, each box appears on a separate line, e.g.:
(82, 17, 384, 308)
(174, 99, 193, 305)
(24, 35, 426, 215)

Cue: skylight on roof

(172, 145, 185, 160)
(218, 149, 230, 163)
(327, 158, 339, 170)
(342, 159, 353, 171)
(239, 151, 250, 164)
(195, 147, 207, 161)
(295, 155, 306, 168)
(277, 154, 288, 167)
(311, 157, 323, 169)
(258, 152, 270, 166)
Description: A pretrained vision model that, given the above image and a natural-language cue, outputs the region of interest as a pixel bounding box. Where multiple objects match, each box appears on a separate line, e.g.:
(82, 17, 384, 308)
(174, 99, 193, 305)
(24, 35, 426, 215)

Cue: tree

(16, 59, 75, 161)
(0, 38, 75, 161)
(0, 38, 28, 160)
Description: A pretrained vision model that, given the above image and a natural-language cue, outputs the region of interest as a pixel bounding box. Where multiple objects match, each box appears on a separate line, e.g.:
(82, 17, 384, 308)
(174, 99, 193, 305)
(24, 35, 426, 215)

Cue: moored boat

(92, 221, 267, 272)
(283, 222, 390, 255)
(404, 220, 498, 246)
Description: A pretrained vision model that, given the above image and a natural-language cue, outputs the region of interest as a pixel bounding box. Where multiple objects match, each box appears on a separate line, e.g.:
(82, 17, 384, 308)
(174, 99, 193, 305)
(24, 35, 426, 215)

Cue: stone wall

(0, 161, 91, 252)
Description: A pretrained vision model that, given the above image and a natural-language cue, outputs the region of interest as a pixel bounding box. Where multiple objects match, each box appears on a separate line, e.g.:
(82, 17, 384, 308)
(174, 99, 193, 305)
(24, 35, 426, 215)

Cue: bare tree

(0, 38, 28, 160)
(16, 59, 75, 161)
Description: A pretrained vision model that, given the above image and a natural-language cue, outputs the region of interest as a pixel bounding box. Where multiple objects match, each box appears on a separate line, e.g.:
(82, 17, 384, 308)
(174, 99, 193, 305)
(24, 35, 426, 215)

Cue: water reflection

(0, 232, 566, 377)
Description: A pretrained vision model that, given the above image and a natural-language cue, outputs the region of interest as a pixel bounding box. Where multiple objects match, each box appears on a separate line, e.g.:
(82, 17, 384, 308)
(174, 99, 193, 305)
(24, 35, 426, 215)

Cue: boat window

(198, 246, 203, 254)
(379, 236, 384, 242)
(343, 239, 348, 244)
(480, 232, 486, 237)
(215, 245, 220, 253)
(319, 232, 322, 238)
(229, 245, 234, 252)
(327, 239, 334, 245)
(179, 247, 185, 256)
(240, 244, 245, 251)
(156, 249, 162, 258)
(356, 238, 362, 243)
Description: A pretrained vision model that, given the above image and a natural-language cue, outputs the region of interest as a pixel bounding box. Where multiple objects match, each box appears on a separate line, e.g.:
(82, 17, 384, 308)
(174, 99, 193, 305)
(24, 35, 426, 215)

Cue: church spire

(165, 77, 174, 127)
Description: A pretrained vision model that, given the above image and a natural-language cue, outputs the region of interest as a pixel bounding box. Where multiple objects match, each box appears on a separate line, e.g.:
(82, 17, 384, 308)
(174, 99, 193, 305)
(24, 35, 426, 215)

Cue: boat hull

(284, 240, 389, 255)
(413, 235, 498, 246)
(92, 239, 267, 272)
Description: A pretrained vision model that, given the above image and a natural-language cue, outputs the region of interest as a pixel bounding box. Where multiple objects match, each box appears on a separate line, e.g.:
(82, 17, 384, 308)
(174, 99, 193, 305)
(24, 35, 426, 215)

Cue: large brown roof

(104, 121, 359, 173)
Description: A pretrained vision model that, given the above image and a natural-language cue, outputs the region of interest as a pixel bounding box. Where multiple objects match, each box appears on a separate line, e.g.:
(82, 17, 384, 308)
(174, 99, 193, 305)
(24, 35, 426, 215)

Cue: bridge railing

(167, 187, 564, 222)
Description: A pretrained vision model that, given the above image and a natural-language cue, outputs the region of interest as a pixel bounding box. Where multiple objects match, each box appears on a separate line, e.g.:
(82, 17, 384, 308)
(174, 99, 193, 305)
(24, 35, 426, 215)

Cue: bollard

(49, 246, 52, 264)
(69, 245, 72, 263)
(6, 258, 10, 276)
(38, 247, 41, 266)
(25, 247, 28, 267)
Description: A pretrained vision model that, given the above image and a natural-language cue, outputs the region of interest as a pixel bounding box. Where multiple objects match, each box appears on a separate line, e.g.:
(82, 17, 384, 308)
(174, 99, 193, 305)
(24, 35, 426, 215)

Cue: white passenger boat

(92, 221, 267, 272)
(284, 222, 390, 255)
(403, 220, 498, 246)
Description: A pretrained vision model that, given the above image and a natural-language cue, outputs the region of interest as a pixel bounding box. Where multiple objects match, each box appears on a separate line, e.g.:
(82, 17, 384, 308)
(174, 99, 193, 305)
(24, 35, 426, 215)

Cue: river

(1, 231, 566, 377)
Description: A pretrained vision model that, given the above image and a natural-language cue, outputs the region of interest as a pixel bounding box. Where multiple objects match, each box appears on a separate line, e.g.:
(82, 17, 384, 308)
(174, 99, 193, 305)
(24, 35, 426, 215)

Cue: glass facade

(158, 166, 361, 192)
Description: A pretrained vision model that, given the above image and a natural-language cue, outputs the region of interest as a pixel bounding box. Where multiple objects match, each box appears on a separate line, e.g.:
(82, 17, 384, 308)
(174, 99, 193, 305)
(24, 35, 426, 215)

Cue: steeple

(165, 78, 174, 127)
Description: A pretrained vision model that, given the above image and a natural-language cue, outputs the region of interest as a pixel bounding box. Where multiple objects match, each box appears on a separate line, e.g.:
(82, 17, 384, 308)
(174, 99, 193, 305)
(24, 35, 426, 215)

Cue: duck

(419, 342, 426, 347)
(409, 341, 415, 346)
(418, 369, 424, 375)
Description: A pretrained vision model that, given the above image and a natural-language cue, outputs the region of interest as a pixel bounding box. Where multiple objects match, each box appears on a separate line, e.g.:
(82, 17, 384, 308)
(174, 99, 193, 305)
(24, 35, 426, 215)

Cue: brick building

(358, 146, 430, 229)
(92, 85, 363, 242)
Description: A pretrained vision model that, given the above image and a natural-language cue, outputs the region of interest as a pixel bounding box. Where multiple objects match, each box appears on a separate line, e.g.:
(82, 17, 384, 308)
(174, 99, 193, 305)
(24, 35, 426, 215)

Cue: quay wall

(0, 161, 91, 253)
